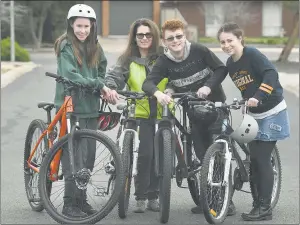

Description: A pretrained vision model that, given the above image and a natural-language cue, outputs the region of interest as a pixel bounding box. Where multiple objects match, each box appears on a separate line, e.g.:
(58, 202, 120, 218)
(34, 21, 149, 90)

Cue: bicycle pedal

(58, 174, 64, 180)
(178, 185, 189, 189)
(29, 197, 41, 202)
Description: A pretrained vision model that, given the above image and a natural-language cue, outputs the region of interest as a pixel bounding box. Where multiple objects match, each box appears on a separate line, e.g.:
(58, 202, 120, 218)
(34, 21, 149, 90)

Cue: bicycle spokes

(206, 152, 228, 217)
(44, 137, 119, 218)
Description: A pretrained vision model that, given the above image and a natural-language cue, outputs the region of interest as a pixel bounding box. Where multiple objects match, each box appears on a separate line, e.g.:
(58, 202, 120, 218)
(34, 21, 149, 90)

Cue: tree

(18, 1, 54, 50)
(278, 1, 299, 62)
(1, 1, 28, 36)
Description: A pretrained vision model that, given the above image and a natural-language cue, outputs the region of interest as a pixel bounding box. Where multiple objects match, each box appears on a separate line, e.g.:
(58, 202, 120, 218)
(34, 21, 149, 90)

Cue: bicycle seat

(38, 102, 55, 110)
(116, 103, 127, 111)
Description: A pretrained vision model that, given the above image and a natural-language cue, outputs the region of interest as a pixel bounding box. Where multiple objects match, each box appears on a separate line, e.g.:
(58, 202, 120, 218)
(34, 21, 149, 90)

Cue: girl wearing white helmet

(217, 22, 290, 221)
(53, 4, 113, 218)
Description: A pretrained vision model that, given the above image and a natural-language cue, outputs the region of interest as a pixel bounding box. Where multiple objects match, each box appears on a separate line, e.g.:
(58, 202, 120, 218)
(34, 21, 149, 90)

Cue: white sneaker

(133, 200, 146, 213)
(147, 199, 160, 212)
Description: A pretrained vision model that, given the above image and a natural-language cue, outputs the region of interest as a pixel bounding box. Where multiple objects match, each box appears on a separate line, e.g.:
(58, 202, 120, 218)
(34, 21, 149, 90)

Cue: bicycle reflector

(97, 100, 121, 131)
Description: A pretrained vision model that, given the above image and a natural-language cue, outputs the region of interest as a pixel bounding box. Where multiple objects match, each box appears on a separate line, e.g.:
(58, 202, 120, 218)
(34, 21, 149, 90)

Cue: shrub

(1, 37, 30, 62)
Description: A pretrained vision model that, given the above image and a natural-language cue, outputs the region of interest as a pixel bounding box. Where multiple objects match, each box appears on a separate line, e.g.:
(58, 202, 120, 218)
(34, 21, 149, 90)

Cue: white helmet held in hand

(67, 4, 96, 20)
(230, 114, 259, 143)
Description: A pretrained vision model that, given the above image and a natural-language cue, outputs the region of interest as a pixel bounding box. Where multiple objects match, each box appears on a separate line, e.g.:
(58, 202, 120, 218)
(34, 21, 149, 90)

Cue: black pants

(188, 115, 213, 163)
(134, 119, 159, 201)
(61, 117, 98, 205)
(248, 140, 276, 202)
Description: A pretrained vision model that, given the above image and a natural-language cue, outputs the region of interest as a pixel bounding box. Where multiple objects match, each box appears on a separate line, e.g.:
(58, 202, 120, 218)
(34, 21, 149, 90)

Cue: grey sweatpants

(61, 117, 98, 205)
(134, 119, 159, 201)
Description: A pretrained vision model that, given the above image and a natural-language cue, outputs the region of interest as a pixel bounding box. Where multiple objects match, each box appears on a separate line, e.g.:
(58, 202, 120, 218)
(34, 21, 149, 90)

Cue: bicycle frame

(26, 95, 74, 181)
(172, 105, 194, 179)
(155, 98, 202, 180)
(208, 103, 252, 185)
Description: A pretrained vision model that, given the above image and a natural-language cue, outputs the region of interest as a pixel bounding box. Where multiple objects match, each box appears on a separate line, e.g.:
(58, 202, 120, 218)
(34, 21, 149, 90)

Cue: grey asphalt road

(1, 50, 299, 224)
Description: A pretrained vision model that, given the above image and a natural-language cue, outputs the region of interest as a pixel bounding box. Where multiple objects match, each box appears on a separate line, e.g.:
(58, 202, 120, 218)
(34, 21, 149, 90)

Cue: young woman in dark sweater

(217, 22, 290, 221)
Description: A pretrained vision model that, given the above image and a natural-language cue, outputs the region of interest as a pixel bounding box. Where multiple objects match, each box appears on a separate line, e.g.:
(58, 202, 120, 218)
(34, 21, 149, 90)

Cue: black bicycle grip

(45, 72, 60, 79)
(188, 101, 207, 106)
(117, 90, 146, 97)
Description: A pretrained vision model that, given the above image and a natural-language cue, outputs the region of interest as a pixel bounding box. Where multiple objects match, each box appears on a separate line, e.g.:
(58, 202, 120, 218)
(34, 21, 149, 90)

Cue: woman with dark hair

(53, 4, 113, 218)
(105, 18, 166, 213)
(217, 22, 290, 221)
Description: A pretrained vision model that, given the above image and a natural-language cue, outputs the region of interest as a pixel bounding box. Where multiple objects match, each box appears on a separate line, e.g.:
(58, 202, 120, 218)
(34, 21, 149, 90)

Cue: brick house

(160, 1, 298, 38)
(86, 1, 297, 38)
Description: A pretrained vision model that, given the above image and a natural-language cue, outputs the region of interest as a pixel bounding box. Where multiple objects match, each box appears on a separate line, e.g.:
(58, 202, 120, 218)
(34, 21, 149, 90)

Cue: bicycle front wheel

(39, 129, 123, 224)
(118, 132, 133, 219)
(200, 142, 232, 224)
(158, 130, 173, 224)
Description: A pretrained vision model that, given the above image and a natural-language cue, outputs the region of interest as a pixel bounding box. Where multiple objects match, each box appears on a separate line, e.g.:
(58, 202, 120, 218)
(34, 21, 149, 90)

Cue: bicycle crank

(74, 168, 91, 190)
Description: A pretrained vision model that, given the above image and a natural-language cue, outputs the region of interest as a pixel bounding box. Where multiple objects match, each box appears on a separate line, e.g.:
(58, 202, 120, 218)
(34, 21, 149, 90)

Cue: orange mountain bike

(24, 72, 123, 224)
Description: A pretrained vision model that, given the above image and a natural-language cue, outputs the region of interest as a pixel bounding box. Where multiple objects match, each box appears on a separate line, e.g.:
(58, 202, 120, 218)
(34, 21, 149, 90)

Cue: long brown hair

(118, 18, 160, 65)
(217, 22, 245, 46)
(54, 17, 101, 68)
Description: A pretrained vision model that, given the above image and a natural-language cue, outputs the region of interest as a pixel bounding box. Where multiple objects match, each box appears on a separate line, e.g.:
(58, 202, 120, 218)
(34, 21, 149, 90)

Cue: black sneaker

(191, 205, 203, 214)
(78, 201, 97, 215)
(227, 200, 237, 216)
(62, 205, 88, 218)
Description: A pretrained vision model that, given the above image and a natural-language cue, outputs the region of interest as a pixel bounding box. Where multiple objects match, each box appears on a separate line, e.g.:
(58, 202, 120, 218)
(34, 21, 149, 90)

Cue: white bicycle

(189, 98, 282, 224)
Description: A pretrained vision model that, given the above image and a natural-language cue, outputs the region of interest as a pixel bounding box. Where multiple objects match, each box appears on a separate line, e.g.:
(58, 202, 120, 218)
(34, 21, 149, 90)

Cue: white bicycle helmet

(67, 4, 96, 20)
(230, 114, 259, 143)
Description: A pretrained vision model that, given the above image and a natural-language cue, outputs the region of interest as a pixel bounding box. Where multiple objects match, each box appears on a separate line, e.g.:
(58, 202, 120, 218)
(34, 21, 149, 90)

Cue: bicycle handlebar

(117, 90, 146, 100)
(171, 92, 199, 99)
(45, 72, 60, 79)
(188, 99, 248, 110)
(45, 72, 101, 93)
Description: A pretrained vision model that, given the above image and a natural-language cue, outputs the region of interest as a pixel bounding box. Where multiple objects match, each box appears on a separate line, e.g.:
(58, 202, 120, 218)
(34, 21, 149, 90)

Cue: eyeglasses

(136, 33, 153, 39)
(165, 34, 184, 42)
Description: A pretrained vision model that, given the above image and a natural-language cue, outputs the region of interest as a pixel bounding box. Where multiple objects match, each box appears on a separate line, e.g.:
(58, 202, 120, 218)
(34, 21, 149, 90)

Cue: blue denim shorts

(254, 109, 290, 141)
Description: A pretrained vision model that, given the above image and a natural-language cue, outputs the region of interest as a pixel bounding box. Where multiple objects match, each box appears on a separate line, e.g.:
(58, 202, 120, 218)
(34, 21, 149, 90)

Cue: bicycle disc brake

(74, 168, 91, 190)
(233, 168, 243, 190)
(175, 164, 183, 187)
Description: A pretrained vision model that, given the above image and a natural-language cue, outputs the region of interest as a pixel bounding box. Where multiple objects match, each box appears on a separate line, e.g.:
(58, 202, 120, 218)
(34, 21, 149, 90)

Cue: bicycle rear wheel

(118, 132, 133, 219)
(187, 141, 201, 206)
(200, 142, 232, 224)
(24, 119, 49, 212)
(39, 129, 123, 224)
(158, 130, 173, 224)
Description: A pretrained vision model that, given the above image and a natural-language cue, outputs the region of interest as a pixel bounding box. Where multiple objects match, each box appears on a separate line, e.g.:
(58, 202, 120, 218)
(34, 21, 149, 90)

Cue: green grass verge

(199, 37, 299, 45)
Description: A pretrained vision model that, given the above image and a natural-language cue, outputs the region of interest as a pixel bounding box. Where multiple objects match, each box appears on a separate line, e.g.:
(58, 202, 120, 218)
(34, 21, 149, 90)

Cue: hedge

(1, 37, 30, 62)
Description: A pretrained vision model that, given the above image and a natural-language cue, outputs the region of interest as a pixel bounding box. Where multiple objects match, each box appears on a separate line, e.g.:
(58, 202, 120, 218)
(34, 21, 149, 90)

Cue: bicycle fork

(67, 114, 82, 175)
(118, 129, 140, 177)
(214, 139, 232, 186)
